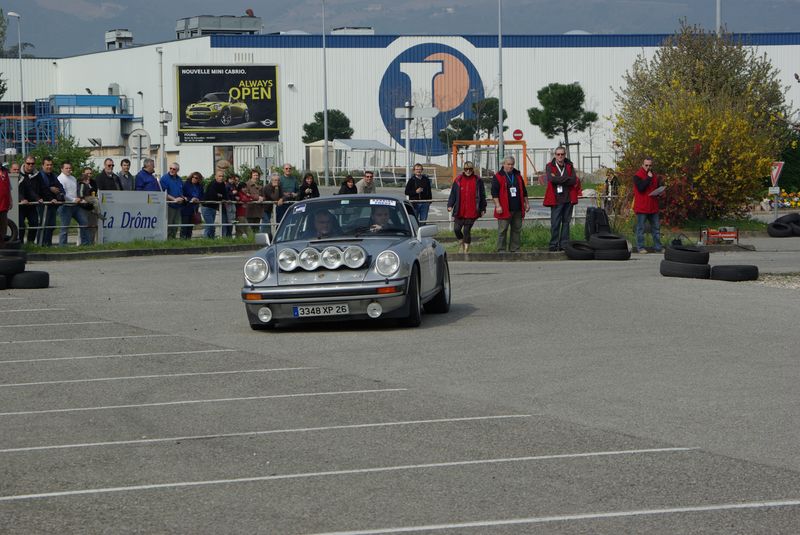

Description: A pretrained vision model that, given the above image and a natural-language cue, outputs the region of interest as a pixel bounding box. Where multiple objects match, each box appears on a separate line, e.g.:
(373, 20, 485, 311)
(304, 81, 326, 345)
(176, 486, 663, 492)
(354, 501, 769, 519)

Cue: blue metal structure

(0, 94, 136, 154)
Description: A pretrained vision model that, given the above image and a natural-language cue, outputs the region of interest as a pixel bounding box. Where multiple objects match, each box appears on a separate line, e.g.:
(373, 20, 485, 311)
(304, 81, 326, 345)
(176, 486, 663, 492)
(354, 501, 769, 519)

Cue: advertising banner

(177, 65, 279, 144)
(99, 191, 167, 243)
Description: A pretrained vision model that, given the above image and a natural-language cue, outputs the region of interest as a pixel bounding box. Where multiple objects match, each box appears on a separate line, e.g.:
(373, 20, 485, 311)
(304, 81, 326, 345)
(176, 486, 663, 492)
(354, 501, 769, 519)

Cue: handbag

(191, 211, 202, 225)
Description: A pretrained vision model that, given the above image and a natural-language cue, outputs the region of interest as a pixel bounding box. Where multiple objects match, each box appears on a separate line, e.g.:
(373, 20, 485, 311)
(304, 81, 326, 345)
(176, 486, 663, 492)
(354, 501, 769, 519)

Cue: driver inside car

(307, 210, 339, 239)
(369, 205, 392, 232)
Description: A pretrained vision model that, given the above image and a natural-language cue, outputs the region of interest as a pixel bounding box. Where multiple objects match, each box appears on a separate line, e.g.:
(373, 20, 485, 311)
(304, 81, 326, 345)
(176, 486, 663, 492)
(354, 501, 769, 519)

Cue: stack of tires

(660, 244, 758, 281)
(0, 222, 49, 290)
(767, 213, 800, 237)
(564, 208, 631, 260)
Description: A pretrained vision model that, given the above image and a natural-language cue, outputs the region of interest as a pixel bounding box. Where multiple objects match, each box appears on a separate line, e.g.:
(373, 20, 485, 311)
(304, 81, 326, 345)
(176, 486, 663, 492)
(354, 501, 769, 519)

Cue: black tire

(775, 213, 800, 225)
(594, 248, 631, 260)
(790, 222, 800, 237)
(4, 219, 19, 242)
(660, 259, 711, 279)
(3, 239, 22, 250)
(219, 109, 232, 126)
(9, 270, 49, 289)
(424, 258, 451, 314)
(664, 244, 709, 265)
(0, 274, 6, 290)
(242, 109, 250, 123)
(0, 249, 27, 261)
(767, 222, 793, 237)
(588, 232, 628, 250)
(563, 240, 595, 260)
(710, 265, 759, 282)
(402, 267, 422, 327)
(0, 257, 25, 276)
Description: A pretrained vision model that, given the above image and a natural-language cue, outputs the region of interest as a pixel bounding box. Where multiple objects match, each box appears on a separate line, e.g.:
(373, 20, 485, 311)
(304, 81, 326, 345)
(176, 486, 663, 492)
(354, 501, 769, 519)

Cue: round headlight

(375, 250, 400, 277)
(343, 246, 367, 269)
(278, 248, 299, 271)
(321, 246, 344, 269)
(299, 247, 321, 270)
(244, 257, 269, 283)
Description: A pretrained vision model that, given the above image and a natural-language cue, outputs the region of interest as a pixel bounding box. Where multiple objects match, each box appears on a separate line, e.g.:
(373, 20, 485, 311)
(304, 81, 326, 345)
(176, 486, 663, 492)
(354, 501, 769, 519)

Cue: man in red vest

(543, 146, 580, 251)
(633, 157, 664, 253)
(491, 156, 529, 252)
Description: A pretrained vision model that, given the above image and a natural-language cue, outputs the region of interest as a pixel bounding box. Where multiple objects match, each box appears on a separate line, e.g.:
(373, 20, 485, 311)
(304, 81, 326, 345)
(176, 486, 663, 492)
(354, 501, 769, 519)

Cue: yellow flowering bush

(613, 23, 791, 223)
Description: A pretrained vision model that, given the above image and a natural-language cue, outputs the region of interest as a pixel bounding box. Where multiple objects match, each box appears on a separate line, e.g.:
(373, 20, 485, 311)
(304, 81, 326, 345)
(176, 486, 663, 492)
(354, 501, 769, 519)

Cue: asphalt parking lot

(2, 241, 800, 534)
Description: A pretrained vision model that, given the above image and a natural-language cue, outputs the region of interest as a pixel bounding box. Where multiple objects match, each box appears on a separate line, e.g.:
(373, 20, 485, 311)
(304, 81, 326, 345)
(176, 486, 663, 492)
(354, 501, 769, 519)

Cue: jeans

(496, 211, 523, 252)
(636, 212, 662, 251)
(221, 205, 232, 237)
(58, 204, 90, 246)
(549, 203, 574, 250)
(38, 204, 59, 246)
(165, 207, 182, 239)
(19, 204, 39, 243)
(201, 206, 218, 239)
(180, 212, 195, 240)
(414, 202, 430, 223)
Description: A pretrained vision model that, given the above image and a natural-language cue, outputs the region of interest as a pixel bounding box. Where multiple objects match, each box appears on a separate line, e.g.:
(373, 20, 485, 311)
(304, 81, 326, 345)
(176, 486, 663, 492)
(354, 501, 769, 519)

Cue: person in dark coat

(297, 173, 320, 201)
(337, 175, 357, 195)
(404, 163, 433, 222)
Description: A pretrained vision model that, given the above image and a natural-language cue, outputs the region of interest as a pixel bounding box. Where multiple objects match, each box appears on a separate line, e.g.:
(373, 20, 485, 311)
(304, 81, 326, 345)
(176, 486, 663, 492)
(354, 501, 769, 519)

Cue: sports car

(241, 195, 451, 329)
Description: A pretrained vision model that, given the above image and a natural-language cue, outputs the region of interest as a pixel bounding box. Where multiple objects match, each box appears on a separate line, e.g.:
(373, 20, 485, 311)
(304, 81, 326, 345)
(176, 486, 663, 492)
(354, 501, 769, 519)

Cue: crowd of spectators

(3, 156, 534, 248)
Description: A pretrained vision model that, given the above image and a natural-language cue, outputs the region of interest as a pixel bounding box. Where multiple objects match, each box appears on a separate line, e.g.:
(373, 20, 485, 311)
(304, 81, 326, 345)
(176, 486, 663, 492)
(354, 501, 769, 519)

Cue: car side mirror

(417, 225, 438, 240)
(255, 233, 271, 246)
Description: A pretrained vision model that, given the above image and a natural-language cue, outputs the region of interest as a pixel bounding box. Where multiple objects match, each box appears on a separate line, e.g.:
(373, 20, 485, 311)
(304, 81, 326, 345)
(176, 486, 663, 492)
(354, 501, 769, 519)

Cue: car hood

(271, 236, 411, 286)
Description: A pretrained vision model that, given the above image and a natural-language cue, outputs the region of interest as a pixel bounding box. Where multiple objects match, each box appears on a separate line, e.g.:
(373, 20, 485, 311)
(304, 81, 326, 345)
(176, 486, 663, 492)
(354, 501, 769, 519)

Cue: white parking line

(0, 447, 695, 502)
(0, 414, 531, 453)
(0, 308, 67, 313)
(303, 500, 800, 534)
(0, 321, 112, 329)
(0, 367, 317, 388)
(0, 297, 22, 300)
(0, 349, 236, 365)
(0, 388, 408, 416)
(0, 334, 171, 345)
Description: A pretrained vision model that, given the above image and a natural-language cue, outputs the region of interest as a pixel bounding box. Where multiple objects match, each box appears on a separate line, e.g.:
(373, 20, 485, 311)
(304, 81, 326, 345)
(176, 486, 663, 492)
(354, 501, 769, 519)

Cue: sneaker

(638, 248, 648, 254)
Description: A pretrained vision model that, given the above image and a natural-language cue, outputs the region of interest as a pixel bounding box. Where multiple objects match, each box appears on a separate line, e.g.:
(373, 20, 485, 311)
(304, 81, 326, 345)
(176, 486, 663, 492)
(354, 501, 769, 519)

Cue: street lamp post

(7, 12, 25, 155)
(322, 0, 330, 186)
(497, 0, 504, 165)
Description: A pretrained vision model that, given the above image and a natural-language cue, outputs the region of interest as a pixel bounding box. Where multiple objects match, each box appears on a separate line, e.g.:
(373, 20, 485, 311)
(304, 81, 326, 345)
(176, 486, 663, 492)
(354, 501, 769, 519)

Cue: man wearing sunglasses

(95, 158, 123, 191)
(18, 157, 42, 244)
(543, 146, 580, 251)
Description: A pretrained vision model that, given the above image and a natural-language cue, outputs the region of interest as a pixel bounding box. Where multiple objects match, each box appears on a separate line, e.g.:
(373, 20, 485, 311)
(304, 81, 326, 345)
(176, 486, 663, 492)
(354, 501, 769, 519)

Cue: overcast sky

(3, 0, 800, 58)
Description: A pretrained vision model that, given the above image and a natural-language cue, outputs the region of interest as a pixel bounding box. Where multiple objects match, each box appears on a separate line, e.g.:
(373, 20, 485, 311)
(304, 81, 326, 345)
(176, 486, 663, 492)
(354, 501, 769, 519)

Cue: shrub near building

(613, 23, 792, 223)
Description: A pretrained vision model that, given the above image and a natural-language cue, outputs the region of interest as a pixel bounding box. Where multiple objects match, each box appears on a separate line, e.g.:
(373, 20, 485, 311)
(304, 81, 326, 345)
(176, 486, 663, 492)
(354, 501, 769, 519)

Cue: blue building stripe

(211, 32, 800, 49)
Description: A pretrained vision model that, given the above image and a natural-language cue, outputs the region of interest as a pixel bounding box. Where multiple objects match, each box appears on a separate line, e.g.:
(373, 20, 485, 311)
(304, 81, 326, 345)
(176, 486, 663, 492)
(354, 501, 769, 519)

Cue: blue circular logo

(379, 44, 484, 157)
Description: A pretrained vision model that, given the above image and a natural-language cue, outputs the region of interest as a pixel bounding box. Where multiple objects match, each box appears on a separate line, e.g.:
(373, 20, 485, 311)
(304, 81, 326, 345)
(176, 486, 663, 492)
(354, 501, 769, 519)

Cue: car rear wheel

(219, 109, 232, 126)
(243, 109, 250, 123)
(402, 267, 422, 327)
(424, 258, 451, 313)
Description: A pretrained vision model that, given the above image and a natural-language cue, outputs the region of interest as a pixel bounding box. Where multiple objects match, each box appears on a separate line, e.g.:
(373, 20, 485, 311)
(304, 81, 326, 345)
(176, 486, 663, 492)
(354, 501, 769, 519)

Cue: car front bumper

(242, 279, 409, 323)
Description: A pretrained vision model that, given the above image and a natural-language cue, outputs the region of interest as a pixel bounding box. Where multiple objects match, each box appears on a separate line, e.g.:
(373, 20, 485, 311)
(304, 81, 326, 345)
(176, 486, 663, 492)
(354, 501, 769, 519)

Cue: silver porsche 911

(241, 195, 451, 329)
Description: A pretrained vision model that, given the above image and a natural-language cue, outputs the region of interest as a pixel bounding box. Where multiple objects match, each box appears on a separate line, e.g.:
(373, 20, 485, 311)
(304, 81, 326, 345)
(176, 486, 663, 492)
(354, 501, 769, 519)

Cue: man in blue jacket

(160, 162, 186, 239)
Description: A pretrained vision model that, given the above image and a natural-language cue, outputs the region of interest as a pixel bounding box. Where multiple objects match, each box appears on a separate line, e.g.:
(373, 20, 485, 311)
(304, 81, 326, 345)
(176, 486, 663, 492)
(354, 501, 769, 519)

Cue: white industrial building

(2, 28, 799, 180)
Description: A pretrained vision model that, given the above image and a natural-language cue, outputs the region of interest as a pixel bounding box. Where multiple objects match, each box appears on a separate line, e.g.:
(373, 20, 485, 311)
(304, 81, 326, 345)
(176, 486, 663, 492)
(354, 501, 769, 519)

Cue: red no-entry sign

(512, 129, 523, 140)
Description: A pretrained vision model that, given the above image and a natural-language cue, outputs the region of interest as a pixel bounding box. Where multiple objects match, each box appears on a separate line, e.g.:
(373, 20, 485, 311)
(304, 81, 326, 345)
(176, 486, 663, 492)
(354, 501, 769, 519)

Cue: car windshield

(200, 93, 228, 102)
(274, 198, 412, 243)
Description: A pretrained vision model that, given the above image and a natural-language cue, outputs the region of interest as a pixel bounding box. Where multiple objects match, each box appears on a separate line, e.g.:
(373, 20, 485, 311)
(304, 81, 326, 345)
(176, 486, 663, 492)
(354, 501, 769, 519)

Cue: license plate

(292, 304, 349, 317)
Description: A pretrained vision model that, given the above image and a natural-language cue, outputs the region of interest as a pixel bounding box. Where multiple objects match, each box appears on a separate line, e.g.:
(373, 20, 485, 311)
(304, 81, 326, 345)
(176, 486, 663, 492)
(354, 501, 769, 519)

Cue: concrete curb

(28, 244, 259, 262)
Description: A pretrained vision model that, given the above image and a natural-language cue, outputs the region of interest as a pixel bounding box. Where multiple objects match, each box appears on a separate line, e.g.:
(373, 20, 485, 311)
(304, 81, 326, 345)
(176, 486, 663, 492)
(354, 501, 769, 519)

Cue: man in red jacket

(543, 146, 580, 251)
(633, 157, 664, 253)
(0, 163, 11, 248)
(491, 156, 529, 252)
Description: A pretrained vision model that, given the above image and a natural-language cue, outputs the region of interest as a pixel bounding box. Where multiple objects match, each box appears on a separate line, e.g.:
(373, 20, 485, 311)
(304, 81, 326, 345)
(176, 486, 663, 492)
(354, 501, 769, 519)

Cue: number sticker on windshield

(370, 199, 396, 206)
(294, 204, 306, 213)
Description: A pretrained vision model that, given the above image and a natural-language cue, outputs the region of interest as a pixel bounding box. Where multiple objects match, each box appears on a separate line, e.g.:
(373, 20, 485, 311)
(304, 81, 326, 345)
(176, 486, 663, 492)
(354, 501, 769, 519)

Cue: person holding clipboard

(633, 157, 665, 253)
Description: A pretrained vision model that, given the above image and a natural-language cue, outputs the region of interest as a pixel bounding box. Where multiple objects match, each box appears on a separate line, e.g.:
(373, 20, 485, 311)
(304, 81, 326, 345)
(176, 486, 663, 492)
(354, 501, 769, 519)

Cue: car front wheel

(424, 258, 451, 313)
(219, 109, 232, 126)
(402, 267, 422, 327)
